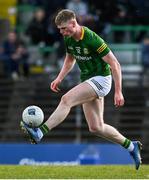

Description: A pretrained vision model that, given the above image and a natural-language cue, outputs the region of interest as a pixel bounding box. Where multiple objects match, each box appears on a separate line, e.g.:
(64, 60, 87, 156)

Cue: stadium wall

(0, 143, 133, 165)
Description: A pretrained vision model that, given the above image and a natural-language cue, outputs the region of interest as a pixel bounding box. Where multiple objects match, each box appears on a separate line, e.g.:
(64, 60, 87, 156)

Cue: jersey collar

(80, 27, 84, 40)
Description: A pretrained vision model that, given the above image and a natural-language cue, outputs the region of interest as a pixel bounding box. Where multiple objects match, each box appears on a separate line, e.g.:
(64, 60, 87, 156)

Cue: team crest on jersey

(75, 47, 81, 54)
(83, 48, 89, 54)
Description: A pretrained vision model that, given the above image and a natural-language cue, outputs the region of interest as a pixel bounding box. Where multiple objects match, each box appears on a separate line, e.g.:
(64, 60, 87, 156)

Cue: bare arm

(51, 53, 76, 92)
(102, 51, 124, 107)
(57, 53, 76, 81)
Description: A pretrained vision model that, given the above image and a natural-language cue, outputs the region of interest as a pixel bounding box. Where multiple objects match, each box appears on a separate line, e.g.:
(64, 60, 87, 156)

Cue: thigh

(63, 82, 98, 106)
(82, 98, 104, 128)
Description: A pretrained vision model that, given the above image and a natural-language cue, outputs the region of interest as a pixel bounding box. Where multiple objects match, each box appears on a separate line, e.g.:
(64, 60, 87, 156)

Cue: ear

(71, 19, 76, 27)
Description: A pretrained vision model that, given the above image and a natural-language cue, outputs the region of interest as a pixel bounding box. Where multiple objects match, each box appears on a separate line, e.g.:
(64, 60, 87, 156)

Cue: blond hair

(55, 9, 76, 26)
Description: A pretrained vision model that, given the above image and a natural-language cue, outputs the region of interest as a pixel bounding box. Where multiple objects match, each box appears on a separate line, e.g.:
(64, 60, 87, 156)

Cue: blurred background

(0, 0, 149, 165)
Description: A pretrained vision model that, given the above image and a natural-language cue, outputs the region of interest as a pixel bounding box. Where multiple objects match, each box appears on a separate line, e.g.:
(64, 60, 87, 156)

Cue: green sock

(122, 138, 131, 149)
(40, 124, 50, 135)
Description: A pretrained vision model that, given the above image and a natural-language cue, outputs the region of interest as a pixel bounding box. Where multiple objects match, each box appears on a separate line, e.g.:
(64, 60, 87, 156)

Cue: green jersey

(64, 26, 111, 81)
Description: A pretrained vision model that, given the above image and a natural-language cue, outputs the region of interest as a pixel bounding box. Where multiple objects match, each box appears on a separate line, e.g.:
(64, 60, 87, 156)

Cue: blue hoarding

(0, 143, 133, 165)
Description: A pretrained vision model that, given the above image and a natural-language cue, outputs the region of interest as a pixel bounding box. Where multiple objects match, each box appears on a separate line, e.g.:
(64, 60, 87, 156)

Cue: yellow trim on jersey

(80, 27, 85, 40)
(97, 43, 107, 53)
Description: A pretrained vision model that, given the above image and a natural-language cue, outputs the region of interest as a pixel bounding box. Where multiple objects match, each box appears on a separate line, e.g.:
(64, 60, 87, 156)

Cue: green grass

(0, 165, 149, 179)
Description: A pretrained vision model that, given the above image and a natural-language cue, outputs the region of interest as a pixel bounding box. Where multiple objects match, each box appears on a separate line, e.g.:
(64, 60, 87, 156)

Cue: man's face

(57, 20, 76, 37)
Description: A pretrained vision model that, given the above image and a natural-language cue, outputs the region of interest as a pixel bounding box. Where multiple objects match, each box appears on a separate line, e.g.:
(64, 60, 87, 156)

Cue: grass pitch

(0, 165, 148, 179)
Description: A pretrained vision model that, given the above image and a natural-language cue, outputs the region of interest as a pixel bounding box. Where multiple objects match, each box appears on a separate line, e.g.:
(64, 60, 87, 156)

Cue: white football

(22, 105, 44, 127)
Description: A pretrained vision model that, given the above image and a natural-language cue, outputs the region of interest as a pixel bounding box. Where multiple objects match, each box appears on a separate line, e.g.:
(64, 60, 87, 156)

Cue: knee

(89, 123, 104, 134)
(60, 94, 72, 108)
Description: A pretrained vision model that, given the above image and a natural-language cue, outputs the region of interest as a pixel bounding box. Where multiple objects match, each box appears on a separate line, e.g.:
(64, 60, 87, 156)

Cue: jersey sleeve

(89, 32, 110, 57)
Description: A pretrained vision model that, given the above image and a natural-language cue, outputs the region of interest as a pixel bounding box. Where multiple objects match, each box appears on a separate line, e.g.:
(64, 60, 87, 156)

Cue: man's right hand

(50, 78, 61, 92)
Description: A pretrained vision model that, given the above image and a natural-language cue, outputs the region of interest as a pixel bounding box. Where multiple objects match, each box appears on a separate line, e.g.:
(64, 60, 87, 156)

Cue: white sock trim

(128, 142, 134, 152)
(38, 128, 43, 139)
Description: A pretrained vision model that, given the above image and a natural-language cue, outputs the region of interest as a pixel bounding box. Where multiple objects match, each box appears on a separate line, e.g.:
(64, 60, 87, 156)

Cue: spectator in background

(26, 8, 55, 46)
(25, 8, 59, 64)
(66, 0, 88, 19)
(25, 8, 54, 46)
(140, 36, 149, 85)
(112, 6, 129, 43)
(0, 31, 29, 80)
(66, 0, 98, 32)
(88, 0, 119, 41)
(66, 0, 89, 25)
(129, 0, 149, 42)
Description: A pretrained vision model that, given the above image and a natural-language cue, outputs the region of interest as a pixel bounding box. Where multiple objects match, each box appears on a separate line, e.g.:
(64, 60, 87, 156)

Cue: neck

(72, 24, 82, 41)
